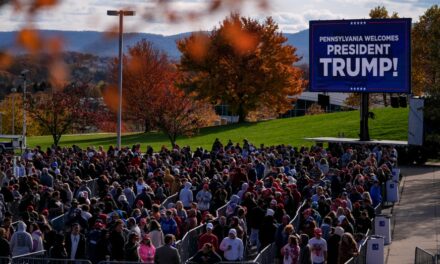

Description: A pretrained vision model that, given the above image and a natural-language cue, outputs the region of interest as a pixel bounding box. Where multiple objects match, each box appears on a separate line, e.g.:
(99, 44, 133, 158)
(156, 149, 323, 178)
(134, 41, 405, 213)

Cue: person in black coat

(96, 229, 112, 263)
(192, 243, 222, 264)
(65, 223, 86, 260)
(124, 232, 140, 262)
(134, 188, 152, 210)
(327, 227, 344, 264)
(0, 227, 10, 258)
(259, 211, 277, 250)
(49, 234, 68, 259)
(110, 220, 126, 261)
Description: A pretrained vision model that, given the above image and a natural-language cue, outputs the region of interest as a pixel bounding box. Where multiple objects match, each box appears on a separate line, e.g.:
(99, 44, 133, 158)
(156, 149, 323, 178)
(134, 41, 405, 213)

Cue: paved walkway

(384, 165, 440, 264)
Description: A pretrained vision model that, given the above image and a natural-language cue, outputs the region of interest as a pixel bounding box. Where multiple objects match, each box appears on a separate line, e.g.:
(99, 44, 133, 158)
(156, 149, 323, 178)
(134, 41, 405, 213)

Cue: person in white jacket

(219, 228, 244, 261)
(10, 221, 33, 256)
(30, 223, 44, 252)
(179, 182, 193, 209)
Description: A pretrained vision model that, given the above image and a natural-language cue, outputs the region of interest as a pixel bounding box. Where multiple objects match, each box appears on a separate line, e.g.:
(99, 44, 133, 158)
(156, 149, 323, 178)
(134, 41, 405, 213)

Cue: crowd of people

(0, 139, 397, 264)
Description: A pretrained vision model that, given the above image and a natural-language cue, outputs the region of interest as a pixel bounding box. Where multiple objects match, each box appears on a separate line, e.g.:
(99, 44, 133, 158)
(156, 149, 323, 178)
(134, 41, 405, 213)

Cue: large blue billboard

(309, 18, 411, 93)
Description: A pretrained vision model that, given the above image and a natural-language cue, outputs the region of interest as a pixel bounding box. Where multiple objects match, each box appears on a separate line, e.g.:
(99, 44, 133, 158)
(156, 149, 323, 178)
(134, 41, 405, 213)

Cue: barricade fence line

(177, 223, 207, 263)
(160, 193, 178, 209)
(85, 178, 98, 198)
(414, 247, 437, 264)
(11, 250, 46, 260)
(10, 258, 92, 264)
(97, 261, 141, 264)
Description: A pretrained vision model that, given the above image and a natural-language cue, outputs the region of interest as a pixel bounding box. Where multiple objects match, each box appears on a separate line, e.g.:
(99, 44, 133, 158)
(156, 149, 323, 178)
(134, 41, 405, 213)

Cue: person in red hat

(308, 228, 327, 264)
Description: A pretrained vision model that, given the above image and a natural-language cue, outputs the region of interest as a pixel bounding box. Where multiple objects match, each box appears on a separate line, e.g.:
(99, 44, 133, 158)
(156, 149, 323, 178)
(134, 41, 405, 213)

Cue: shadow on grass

(57, 122, 258, 147)
(58, 133, 165, 147)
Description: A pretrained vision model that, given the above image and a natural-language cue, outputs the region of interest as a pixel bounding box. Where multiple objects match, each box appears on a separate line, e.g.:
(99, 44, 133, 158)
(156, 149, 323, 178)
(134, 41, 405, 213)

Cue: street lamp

(107, 10, 135, 150)
(11, 87, 17, 135)
(21, 69, 29, 148)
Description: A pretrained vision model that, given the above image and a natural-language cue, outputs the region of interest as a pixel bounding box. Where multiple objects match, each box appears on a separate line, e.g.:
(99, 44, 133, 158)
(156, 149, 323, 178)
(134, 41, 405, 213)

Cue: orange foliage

(17, 28, 41, 54)
(185, 33, 210, 63)
(102, 84, 121, 113)
(0, 53, 13, 70)
(48, 59, 69, 89)
(108, 40, 174, 133)
(178, 14, 306, 122)
(30, 0, 58, 12)
(222, 19, 259, 54)
(306, 103, 325, 115)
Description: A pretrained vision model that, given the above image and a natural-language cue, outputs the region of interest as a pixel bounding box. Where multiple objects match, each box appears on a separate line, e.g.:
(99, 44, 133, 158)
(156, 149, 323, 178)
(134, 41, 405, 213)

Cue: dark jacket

(65, 233, 86, 259)
(0, 237, 10, 257)
(192, 249, 222, 264)
(299, 235, 312, 264)
(110, 230, 126, 261)
(327, 234, 342, 264)
(259, 215, 277, 249)
(154, 245, 181, 264)
(49, 244, 68, 259)
(124, 241, 140, 262)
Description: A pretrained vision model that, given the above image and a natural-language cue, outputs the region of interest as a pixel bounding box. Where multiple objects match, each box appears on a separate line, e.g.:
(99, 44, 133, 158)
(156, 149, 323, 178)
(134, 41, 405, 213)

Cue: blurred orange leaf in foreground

(0, 53, 13, 70)
(102, 84, 121, 113)
(17, 28, 41, 53)
(186, 33, 210, 62)
(223, 20, 259, 54)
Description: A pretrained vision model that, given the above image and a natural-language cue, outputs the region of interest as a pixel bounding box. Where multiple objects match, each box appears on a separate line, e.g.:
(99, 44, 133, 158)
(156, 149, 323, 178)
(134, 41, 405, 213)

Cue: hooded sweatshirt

(226, 195, 240, 217)
(31, 230, 44, 252)
(10, 221, 33, 256)
(179, 182, 193, 208)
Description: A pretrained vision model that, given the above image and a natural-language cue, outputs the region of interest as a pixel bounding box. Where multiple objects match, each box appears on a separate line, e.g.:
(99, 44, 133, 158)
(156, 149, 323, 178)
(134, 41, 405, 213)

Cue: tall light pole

(11, 87, 17, 135)
(107, 10, 135, 150)
(21, 69, 29, 148)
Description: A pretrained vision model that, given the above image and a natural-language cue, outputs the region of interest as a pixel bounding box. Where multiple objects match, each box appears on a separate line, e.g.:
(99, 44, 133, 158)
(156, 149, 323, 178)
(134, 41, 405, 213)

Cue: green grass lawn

(27, 107, 408, 150)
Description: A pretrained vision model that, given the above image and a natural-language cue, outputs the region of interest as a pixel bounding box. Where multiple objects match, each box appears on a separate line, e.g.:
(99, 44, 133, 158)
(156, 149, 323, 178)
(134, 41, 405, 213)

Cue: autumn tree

(177, 13, 306, 122)
(154, 80, 217, 148)
(0, 93, 42, 135)
(27, 83, 103, 145)
(108, 40, 173, 132)
(412, 5, 440, 96)
(370, 6, 399, 106)
(344, 6, 401, 108)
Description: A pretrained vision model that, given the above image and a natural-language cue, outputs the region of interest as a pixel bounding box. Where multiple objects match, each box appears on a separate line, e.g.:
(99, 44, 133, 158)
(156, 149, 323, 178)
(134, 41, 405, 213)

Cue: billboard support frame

(360, 93, 370, 141)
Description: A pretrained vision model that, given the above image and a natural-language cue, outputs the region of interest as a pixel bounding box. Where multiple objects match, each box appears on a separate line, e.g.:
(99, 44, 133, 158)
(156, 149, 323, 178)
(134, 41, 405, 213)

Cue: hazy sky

(0, 0, 435, 35)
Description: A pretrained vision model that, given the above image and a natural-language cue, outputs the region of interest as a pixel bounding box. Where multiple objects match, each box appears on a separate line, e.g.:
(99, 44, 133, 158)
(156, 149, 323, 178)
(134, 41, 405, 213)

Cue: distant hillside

(0, 29, 309, 62)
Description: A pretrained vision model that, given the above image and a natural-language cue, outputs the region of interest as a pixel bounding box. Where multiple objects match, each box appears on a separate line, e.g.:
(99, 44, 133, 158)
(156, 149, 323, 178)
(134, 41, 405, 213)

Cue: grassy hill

(27, 107, 408, 150)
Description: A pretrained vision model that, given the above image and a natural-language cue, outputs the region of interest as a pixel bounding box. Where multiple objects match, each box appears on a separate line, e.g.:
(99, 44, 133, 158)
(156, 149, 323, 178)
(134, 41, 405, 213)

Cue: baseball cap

(206, 223, 214, 230)
(334, 226, 344, 236)
(314, 228, 322, 236)
(229, 228, 237, 235)
(266, 209, 275, 216)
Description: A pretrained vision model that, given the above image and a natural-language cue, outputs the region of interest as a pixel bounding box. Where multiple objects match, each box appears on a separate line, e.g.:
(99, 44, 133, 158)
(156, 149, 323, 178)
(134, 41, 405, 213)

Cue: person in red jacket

(197, 223, 219, 251)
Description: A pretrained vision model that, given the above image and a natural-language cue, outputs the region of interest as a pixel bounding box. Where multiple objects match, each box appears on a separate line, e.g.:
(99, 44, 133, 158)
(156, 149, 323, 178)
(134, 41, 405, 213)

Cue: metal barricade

(160, 193, 178, 209)
(85, 178, 98, 197)
(289, 201, 306, 231)
(187, 261, 258, 264)
(343, 234, 369, 264)
(11, 250, 46, 263)
(177, 224, 207, 263)
(254, 243, 276, 264)
(414, 247, 438, 264)
(97, 261, 141, 264)
(50, 213, 66, 232)
(215, 203, 228, 218)
(11, 258, 91, 264)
